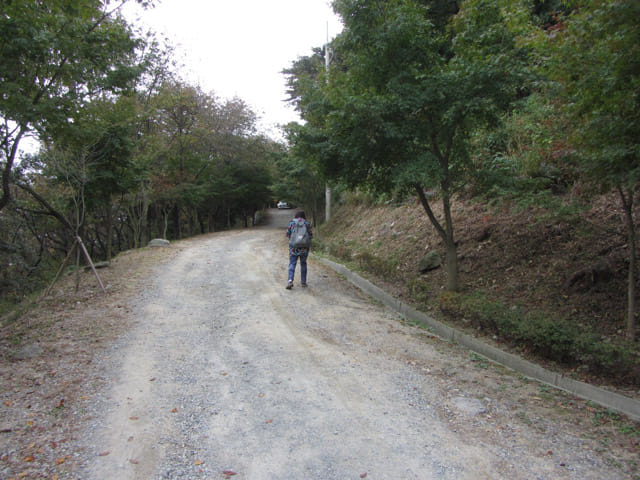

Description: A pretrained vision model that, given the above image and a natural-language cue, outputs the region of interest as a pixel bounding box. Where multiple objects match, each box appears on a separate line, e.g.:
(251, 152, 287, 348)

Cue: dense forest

(0, 0, 285, 308)
(1, 0, 639, 370)
(282, 0, 640, 345)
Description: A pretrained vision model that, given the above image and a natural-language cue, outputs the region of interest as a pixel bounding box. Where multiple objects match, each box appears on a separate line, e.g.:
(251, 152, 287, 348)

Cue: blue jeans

(288, 253, 308, 284)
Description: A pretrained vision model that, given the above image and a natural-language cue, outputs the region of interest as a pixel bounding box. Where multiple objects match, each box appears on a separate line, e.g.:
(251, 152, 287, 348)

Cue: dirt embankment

(319, 193, 639, 387)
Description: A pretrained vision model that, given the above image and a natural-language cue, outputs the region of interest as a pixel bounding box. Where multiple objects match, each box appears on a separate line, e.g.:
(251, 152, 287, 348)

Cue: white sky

(122, 0, 343, 140)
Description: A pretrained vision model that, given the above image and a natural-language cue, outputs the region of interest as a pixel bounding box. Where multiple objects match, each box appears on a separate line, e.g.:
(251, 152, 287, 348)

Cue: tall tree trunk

(0, 127, 26, 212)
(619, 186, 637, 340)
(445, 240, 459, 292)
(105, 198, 113, 261)
(174, 203, 182, 238)
(441, 189, 459, 292)
(415, 185, 459, 291)
(163, 209, 169, 239)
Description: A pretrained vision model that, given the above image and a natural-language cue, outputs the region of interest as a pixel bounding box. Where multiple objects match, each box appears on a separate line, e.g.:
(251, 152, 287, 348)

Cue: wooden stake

(42, 238, 78, 299)
(76, 236, 106, 293)
(41, 236, 106, 298)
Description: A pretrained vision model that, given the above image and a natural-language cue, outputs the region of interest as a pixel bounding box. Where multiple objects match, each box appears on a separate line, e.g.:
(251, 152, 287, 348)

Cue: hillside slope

(317, 191, 638, 391)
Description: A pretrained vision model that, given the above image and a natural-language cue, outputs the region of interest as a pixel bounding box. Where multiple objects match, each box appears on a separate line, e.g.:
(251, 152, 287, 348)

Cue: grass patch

(470, 352, 490, 369)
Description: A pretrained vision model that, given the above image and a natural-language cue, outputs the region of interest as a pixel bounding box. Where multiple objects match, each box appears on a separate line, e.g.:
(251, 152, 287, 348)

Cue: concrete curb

(317, 256, 640, 422)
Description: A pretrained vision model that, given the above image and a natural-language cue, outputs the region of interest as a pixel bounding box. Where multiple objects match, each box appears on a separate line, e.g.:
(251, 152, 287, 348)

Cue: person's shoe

(286, 280, 293, 290)
(301, 282, 307, 288)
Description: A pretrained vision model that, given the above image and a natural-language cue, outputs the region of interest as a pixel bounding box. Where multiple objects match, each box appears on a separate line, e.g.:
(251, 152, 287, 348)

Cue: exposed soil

(319, 191, 640, 389)
(0, 208, 638, 479)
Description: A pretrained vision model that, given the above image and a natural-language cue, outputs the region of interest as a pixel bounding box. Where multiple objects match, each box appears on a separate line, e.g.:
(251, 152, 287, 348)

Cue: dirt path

(2, 210, 636, 479)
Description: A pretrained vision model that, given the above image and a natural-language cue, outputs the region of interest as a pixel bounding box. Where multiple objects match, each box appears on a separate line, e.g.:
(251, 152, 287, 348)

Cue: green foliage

(407, 278, 433, 304)
(535, 0, 640, 190)
(0, 0, 145, 210)
(286, 0, 533, 291)
(355, 250, 400, 279)
(440, 291, 640, 382)
(273, 124, 325, 222)
(531, 0, 640, 339)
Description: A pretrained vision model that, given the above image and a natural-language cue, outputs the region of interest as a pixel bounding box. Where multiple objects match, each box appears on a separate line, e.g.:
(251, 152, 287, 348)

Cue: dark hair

(294, 210, 306, 219)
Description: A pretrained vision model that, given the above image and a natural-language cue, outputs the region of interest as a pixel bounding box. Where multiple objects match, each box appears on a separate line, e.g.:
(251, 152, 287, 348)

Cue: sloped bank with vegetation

(316, 190, 639, 394)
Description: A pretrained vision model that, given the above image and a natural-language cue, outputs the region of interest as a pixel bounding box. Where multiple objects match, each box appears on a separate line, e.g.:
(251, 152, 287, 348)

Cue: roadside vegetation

(280, 0, 640, 390)
(0, 1, 279, 313)
(316, 189, 639, 389)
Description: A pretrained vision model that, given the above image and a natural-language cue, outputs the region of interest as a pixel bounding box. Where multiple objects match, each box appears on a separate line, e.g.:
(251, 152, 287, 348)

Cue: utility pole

(324, 22, 333, 222)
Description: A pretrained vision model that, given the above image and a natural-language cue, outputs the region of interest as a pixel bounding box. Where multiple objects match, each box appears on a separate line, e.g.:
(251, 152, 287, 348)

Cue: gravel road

(75, 209, 626, 480)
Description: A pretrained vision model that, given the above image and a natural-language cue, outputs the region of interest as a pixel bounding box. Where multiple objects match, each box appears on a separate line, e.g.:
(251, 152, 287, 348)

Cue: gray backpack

(290, 220, 310, 248)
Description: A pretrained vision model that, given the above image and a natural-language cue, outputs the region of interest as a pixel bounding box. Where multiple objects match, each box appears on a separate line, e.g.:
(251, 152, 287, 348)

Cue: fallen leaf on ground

(265, 419, 273, 424)
(129, 416, 139, 420)
(360, 473, 368, 478)
(194, 460, 204, 465)
(171, 408, 178, 413)
(222, 471, 237, 477)
(23, 455, 35, 462)
(98, 451, 110, 457)
(129, 459, 139, 464)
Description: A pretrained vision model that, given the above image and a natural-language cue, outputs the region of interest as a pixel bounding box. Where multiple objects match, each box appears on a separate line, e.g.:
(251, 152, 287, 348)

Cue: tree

(275, 124, 327, 226)
(300, 0, 527, 290)
(540, 0, 640, 338)
(0, 0, 147, 212)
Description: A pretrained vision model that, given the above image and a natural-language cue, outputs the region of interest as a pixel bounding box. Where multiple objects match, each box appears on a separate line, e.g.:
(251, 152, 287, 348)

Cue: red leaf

(98, 451, 110, 457)
(222, 471, 237, 477)
(129, 459, 139, 464)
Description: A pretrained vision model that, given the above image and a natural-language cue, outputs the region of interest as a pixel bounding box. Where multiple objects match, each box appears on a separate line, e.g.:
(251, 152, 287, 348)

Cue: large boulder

(419, 250, 442, 273)
(148, 238, 171, 247)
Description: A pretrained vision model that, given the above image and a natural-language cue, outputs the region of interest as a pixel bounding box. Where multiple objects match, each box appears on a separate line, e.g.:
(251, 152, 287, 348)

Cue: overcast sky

(122, 0, 343, 139)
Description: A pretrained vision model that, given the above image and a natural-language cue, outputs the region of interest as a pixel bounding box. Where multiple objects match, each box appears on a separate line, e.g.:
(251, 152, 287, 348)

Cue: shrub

(516, 311, 578, 363)
(355, 250, 399, 279)
(407, 278, 433, 304)
(438, 290, 640, 383)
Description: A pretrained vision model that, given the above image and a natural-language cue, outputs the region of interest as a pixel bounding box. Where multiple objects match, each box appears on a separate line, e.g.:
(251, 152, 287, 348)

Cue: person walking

(285, 210, 313, 289)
